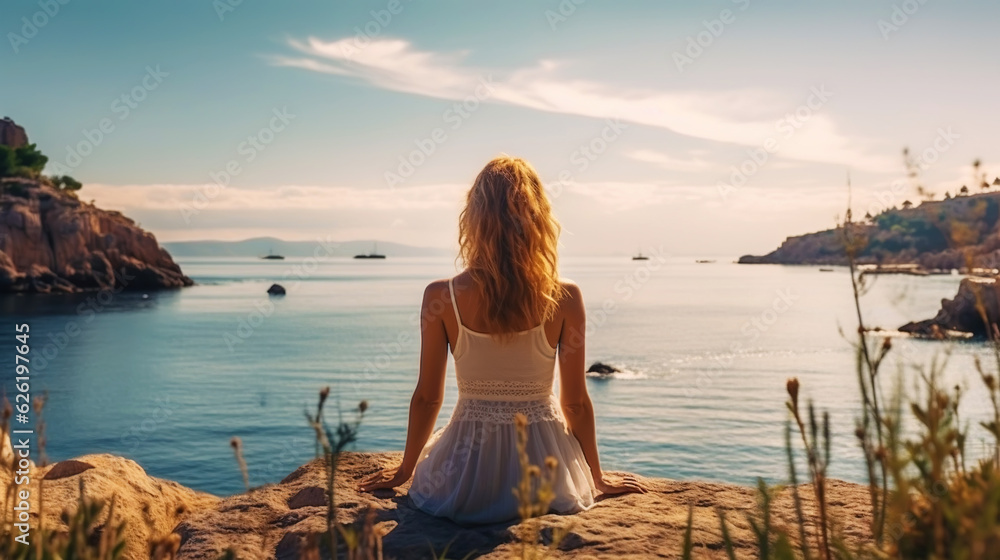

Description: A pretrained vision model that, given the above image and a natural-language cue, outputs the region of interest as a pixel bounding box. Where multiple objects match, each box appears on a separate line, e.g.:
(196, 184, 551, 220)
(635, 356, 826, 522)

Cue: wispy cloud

(559, 180, 682, 211)
(270, 37, 890, 170)
(87, 179, 718, 226)
(625, 149, 716, 173)
(86, 182, 468, 213)
(85, 182, 471, 244)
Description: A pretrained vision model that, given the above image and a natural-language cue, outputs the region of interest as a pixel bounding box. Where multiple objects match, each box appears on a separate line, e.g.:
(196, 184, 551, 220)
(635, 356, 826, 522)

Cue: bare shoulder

(423, 279, 451, 301)
(420, 279, 453, 325)
(560, 279, 583, 300)
(558, 279, 584, 317)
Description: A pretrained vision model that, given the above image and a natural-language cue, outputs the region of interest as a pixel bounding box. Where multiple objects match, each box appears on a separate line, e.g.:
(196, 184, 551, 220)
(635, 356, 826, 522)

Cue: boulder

(267, 283, 286, 295)
(586, 362, 620, 375)
(900, 277, 1000, 338)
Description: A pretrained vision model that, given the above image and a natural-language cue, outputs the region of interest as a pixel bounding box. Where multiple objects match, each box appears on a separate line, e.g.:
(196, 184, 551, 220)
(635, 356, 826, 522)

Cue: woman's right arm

(361, 281, 449, 491)
(557, 282, 647, 496)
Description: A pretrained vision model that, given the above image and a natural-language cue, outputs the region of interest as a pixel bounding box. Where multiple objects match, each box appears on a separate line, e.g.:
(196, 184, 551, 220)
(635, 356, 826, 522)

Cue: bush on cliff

(0, 145, 15, 176)
(13, 144, 47, 177)
(0, 143, 48, 179)
(0, 133, 82, 193)
(50, 174, 83, 192)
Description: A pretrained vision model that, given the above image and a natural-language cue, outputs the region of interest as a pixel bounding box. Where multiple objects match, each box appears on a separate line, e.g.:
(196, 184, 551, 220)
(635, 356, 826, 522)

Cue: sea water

(1, 256, 991, 496)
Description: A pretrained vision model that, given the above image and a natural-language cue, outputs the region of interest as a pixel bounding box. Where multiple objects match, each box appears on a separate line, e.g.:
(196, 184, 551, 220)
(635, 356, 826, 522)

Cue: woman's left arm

(361, 282, 449, 491)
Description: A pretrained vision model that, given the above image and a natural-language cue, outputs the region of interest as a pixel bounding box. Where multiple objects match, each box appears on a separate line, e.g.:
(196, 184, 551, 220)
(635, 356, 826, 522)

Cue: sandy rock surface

(1, 434, 872, 560)
(174, 452, 873, 559)
(0, 448, 219, 560)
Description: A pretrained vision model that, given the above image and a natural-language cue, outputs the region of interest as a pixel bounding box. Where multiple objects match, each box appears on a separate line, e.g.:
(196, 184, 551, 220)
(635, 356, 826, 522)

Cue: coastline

(7, 447, 874, 559)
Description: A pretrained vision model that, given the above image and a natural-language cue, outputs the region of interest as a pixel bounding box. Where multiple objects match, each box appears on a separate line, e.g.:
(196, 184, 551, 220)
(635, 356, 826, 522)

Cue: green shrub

(51, 174, 83, 191)
(13, 143, 47, 176)
(0, 146, 16, 177)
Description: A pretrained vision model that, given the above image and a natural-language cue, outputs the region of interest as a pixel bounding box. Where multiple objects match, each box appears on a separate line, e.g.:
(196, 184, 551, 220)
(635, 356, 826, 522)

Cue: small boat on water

(632, 253, 649, 261)
(354, 242, 386, 259)
(260, 249, 285, 260)
(695, 259, 715, 264)
(819, 268, 834, 272)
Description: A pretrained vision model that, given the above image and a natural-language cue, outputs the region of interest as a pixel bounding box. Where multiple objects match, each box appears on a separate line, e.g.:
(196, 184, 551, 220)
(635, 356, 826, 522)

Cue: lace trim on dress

(457, 378, 552, 400)
(451, 397, 563, 424)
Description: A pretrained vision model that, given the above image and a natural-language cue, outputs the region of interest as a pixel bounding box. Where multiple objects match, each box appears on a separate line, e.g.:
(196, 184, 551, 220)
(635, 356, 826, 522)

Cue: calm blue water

(1, 256, 994, 496)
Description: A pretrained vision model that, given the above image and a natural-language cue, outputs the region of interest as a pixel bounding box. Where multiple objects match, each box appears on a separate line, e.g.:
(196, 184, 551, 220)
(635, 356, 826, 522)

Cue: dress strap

(448, 278, 464, 330)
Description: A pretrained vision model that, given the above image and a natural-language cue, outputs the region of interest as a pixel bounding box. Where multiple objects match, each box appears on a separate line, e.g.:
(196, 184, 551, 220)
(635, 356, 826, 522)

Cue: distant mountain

(163, 237, 452, 258)
(739, 191, 1000, 268)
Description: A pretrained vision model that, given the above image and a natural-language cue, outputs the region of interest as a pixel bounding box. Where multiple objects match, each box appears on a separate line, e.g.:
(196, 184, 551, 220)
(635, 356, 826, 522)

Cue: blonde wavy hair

(458, 156, 565, 336)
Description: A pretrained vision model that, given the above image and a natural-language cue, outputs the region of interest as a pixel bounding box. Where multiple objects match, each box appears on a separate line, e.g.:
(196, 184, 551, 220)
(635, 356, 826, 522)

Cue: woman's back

(448, 277, 558, 403)
(405, 276, 594, 524)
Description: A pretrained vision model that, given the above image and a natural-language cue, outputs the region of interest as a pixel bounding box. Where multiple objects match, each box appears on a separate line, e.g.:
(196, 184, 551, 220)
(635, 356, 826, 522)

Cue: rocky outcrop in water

(0, 181, 192, 293)
(0, 117, 189, 293)
(267, 283, 286, 295)
(900, 276, 1000, 338)
(586, 362, 619, 375)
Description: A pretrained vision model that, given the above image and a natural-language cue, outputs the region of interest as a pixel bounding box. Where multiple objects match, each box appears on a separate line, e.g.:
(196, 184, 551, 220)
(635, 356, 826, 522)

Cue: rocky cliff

(740, 193, 1000, 268)
(739, 227, 850, 265)
(0, 180, 192, 293)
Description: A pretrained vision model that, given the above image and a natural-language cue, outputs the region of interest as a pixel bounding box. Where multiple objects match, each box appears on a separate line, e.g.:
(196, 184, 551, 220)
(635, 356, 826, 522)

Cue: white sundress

(408, 278, 595, 525)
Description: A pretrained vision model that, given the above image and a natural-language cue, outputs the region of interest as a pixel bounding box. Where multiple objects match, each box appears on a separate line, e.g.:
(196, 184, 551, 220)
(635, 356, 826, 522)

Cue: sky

(2, 0, 998, 257)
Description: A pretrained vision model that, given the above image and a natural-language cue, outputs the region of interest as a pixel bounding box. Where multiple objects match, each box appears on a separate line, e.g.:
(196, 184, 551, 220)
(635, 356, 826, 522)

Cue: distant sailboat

(632, 250, 649, 261)
(260, 248, 285, 260)
(354, 242, 386, 259)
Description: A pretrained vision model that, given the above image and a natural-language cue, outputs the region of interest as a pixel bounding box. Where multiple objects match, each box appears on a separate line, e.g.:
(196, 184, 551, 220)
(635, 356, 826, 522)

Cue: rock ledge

(9, 449, 875, 559)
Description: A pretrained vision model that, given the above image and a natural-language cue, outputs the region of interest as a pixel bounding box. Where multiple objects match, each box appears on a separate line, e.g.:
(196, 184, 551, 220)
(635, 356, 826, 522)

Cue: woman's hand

(360, 466, 412, 492)
(594, 473, 648, 496)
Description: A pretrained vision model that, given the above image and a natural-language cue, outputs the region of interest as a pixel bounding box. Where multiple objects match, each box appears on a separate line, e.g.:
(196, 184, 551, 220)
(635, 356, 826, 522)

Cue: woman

(361, 156, 646, 524)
